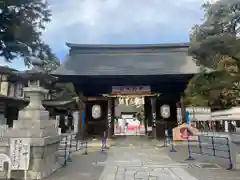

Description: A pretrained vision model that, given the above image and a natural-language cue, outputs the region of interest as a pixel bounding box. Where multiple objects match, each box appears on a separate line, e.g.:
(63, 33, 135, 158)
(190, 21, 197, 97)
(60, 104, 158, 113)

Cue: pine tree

(0, 0, 58, 66)
(185, 1, 240, 108)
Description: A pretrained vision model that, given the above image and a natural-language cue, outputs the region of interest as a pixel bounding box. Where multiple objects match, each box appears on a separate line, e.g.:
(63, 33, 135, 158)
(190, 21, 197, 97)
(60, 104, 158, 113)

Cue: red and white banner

(112, 86, 151, 95)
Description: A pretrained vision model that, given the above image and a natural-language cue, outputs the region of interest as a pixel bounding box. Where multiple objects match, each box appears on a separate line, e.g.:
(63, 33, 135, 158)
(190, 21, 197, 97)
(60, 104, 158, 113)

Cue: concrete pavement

(46, 136, 198, 180)
(44, 136, 240, 180)
(98, 145, 197, 180)
(44, 148, 107, 180)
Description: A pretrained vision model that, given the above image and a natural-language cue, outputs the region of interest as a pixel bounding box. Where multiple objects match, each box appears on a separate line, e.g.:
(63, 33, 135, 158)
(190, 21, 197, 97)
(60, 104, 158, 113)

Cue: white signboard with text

(10, 138, 30, 170)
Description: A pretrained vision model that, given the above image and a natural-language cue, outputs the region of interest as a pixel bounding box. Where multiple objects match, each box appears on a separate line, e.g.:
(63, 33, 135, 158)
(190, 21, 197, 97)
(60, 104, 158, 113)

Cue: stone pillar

(151, 97, 157, 138)
(0, 114, 6, 125)
(0, 102, 6, 125)
(225, 121, 229, 132)
(2, 84, 61, 179)
(73, 111, 79, 133)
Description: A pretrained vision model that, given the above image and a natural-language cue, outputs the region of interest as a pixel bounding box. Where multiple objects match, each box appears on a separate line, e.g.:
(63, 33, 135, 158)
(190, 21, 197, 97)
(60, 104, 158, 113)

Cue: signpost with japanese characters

(10, 138, 30, 171)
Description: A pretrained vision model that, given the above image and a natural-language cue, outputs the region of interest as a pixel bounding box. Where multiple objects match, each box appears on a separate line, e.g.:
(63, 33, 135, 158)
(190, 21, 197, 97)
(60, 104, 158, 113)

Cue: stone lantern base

(0, 86, 62, 179)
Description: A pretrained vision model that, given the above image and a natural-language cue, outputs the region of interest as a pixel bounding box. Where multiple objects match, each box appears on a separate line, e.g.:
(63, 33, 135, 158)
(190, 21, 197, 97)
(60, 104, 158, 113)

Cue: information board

(0, 154, 10, 171)
(10, 138, 30, 170)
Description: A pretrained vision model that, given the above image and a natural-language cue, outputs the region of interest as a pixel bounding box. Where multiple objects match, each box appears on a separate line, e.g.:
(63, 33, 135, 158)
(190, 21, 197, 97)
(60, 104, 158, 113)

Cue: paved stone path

(98, 140, 198, 180)
(166, 144, 240, 180)
(45, 136, 240, 180)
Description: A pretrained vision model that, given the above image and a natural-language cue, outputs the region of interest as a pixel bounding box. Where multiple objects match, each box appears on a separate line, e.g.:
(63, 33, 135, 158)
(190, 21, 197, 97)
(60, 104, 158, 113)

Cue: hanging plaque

(161, 105, 170, 118)
(92, 105, 101, 119)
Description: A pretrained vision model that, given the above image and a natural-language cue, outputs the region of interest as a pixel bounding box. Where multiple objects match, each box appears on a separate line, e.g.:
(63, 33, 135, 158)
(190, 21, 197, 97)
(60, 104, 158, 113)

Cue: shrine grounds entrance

(53, 43, 200, 139)
(74, 81, 188, 139)
(54, 75, 193, 140)
(112, 95, 146, 136)
(84, 86, 159, 138)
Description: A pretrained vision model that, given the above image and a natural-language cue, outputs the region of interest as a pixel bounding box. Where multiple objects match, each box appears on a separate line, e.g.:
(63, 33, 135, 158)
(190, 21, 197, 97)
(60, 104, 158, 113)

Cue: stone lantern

(2, 57, 62, 179)
(15, 57, 57, 129)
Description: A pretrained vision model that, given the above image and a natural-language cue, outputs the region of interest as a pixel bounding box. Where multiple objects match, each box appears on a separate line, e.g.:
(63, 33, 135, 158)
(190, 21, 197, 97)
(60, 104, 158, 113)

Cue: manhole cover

(197, 163, 221, 169)
(92, 161, 106, 166)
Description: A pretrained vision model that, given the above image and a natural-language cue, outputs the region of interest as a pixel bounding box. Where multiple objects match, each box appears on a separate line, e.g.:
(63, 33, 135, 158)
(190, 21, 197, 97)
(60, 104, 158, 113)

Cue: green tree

(185, 1, 240, 108)
(0, 0, 57, 66)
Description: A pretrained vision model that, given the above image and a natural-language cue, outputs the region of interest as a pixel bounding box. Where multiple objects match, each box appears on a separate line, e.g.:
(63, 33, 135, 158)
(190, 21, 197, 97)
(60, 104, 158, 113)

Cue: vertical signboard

(10, 138, 30, 170)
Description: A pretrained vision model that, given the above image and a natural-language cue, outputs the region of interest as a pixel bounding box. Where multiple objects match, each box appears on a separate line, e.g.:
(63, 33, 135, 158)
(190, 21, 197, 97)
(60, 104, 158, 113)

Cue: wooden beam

(102, 93, 161, 97)
(87, 97, 108, 101)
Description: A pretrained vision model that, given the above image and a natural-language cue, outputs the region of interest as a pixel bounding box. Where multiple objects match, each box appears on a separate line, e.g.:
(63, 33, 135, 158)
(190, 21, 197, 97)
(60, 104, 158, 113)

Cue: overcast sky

(1, 0, 219, 70)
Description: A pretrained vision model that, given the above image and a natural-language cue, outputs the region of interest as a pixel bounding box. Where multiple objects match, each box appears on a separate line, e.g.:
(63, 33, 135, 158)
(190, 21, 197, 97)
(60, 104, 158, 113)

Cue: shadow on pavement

(166, 145, 232, 169)
(165, 145, 240, 180)
(113, 135, 158, 147)
(44, 150, 108, 180)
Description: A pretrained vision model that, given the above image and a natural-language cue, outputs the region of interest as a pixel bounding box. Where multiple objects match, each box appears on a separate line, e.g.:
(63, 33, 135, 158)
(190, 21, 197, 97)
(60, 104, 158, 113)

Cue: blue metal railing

(57, 133, 87, 166)
(185, 135, 233, 170)
(100, 131, 108, 153)
(164, 130, 177, 152)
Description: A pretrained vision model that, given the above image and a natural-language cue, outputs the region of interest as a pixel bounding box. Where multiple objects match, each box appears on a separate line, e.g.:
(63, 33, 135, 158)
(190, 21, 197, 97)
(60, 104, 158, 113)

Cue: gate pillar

(151, 96, 157, 138)
(107, 97, 115, 138)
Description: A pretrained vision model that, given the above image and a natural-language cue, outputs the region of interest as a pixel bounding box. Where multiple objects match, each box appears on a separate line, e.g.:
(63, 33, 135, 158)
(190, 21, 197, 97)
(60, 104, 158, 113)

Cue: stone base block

(4, 120, 57, 138)
(18, 109, 49, 122)
(0, 135, 61, 179)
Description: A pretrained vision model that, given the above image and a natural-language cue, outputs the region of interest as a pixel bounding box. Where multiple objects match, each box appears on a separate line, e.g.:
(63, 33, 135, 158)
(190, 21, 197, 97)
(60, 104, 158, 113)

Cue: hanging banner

(112, 86, 151, 95)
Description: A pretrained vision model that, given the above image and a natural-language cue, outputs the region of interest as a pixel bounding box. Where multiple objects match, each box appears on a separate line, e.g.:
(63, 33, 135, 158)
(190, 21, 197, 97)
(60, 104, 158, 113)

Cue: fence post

(76, 137, 79, 151)
(164, 129, 169, 147)
(84, 140, 88, 155)
(198, 136, 202, 154)
(80, 139, 84, 150)
(211, 136, 215, 157)
(63, 136, 68, 166)
(185, 136, 195, 161)
(101, 137, 105, 153)
(68, 134, 73, 162)
(169, 137, 177, 152)
(226, 138, 233, 170)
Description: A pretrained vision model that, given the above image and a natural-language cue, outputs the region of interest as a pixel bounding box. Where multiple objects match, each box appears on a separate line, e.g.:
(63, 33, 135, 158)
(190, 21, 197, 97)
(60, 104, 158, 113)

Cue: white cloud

(43, 0, 205, 55)
(7, 0, 207, 70)
(6, 0, 226, 70)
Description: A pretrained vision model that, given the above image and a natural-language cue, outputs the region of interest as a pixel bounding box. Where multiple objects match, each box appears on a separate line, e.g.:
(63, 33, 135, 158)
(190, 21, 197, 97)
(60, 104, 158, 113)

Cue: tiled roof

(53, 43, 200, 76)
